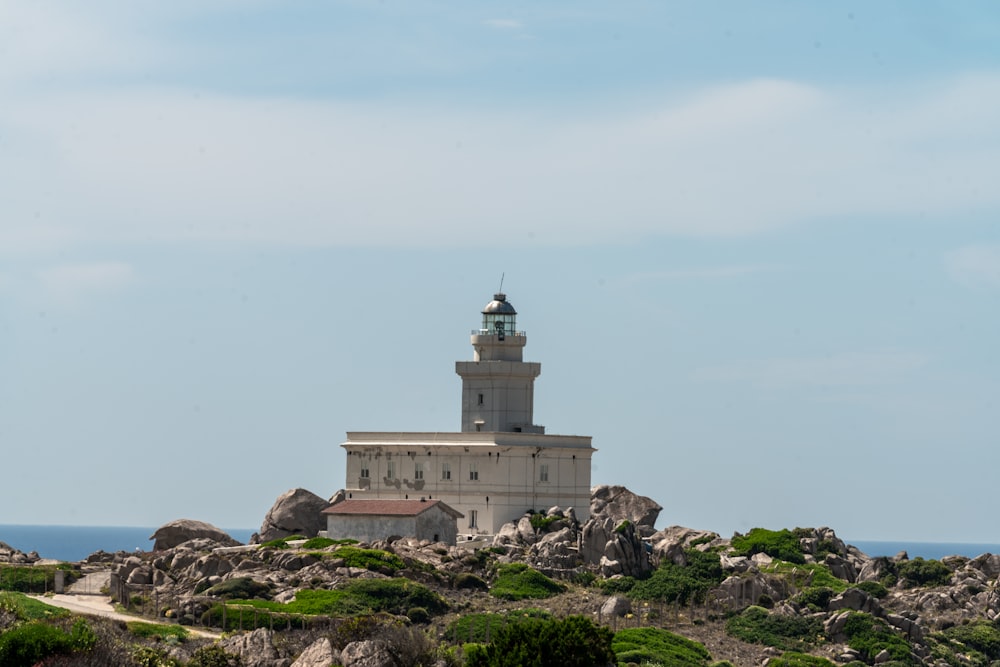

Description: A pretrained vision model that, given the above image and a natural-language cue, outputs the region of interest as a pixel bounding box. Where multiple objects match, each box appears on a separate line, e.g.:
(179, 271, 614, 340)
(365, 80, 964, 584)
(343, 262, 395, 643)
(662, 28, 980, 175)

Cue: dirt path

(28, 594, 220, 638)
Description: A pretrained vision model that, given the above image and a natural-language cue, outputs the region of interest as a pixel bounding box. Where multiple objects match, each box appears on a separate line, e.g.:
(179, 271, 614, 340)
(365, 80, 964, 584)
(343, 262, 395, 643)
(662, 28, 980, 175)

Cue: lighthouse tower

(340, 290, 594, 537)
(456, 293, 544, 434)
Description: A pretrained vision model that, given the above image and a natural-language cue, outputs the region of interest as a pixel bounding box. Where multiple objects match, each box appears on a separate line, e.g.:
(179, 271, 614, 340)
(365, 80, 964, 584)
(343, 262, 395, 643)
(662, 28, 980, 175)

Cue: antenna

(498, 272, 505, 294)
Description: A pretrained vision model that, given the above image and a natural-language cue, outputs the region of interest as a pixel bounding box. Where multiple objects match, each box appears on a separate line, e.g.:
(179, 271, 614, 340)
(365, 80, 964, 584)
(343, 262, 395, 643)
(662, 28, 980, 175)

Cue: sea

(0, 525, 256, 562)
(1, 525, 999, 563)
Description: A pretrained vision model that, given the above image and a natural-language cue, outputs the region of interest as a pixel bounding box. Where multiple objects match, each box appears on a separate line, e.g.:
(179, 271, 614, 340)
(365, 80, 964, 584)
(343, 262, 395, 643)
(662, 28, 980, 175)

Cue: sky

(2, 1, 999, 543)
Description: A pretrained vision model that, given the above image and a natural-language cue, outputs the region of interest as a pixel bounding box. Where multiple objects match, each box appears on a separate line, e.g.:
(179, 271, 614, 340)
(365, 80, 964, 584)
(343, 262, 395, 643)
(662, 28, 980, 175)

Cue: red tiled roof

(321, 499, 463, 519)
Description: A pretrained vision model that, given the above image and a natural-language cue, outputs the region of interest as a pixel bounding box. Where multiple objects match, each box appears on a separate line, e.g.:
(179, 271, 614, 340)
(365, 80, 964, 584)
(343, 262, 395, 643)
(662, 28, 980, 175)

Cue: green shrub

(204, 577, 448, 629)
(853, 581, 889, 599)
(529, 513, 560, 532)
(465, 615, 614, 667)
(127, 621, 189, 641)
(490, 563, 565, 601)
(0, 565, 77, 593)
(188, 644, 241, 667)
(612, 627, 711, 667)
(767, 652, 837, 667)
(598, 576, 637, 595)
(454, 572, 489, 591)
(724, 606, 822, 651)
(300, 537, 336, 549)
(761, 560, 849, 592)
(206, 577, 272, 600)
(332, 546, 405, 572)
(406, 606, 430, 624)
(731, 528, 805, 564)
(0, 620, 77, 667)
(896, 558, 952, 588)
(447, 609, 553, 643)
(630, 549, 724, 605)
(793, 586, 835, 611)
(929, 619, 1000, 666)
(842, 612, 914, 663)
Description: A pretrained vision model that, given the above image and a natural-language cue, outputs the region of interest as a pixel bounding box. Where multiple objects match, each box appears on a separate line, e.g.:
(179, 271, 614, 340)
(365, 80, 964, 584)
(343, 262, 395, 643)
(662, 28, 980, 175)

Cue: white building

(342, 293, 595, 536)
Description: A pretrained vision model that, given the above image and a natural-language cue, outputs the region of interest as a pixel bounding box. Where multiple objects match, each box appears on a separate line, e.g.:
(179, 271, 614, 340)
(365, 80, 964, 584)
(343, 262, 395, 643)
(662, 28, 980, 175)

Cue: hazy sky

(2, 2, 999, 543)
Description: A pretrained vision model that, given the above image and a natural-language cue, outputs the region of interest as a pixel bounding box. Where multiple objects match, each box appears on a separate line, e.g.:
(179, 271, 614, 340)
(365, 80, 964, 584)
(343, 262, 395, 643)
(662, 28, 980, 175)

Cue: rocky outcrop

(219, 628, 288, 667)
(257, 488, 330, 543)
(590, 484, 662, 533)
(291, 638, 339, 667)
(581, 516, 652, 578)
(150, 519, 241, 551)
(340, 639, 400, 667)
(650, 526, 723, 565)
(0, 541, 39, 565)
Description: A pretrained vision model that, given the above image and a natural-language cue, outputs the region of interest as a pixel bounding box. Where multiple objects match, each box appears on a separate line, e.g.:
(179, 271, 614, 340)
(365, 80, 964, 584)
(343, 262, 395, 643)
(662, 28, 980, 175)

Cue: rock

(599, 519, 651, 578)
(650, 526, 721, 564)
(600, 595, 632, 618)
(292, 637, 339, 667)
(150, 519, 240, 551)
(829, 588, 881, 615)
(715, 574, 789, 610)
(218, 627, 286, 667)
(258, 488, 331, 543)
(590, 484, 662, 528)
(340, 639, 400, 667)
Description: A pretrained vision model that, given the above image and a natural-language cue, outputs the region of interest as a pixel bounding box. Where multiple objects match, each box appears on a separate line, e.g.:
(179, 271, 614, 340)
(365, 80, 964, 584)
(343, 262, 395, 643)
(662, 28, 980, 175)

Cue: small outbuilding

(322, 498, 464, 545)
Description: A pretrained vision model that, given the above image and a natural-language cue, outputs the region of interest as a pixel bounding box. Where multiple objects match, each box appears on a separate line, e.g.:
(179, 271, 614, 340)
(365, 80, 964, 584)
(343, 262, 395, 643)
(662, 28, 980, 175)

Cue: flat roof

(342, 431, 593, 450)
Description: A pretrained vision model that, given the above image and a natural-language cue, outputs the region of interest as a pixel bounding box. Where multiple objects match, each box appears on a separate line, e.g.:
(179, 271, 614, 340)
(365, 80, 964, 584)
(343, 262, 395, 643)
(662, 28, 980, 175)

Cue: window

(414, 462, 424, 480)
(386, 461, 396, 479)
(539, 464, 549, 483)
(469, 463, 478, 481)
(477, 393, 484, 405)
(468, 509, 478, 529)
(441, 462, 451, 480)
(360, 465, 370, 479)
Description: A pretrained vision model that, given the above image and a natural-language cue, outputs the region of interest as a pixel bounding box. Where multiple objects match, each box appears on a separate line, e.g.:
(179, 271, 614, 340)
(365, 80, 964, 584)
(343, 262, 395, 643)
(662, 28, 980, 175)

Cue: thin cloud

(2, 74, 1000, 251)
(946, 244, 1000, 289)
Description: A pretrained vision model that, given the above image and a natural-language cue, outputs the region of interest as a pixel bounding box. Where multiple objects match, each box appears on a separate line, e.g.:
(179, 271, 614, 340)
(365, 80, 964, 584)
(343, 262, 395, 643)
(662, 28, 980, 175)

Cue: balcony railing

(471, 329, 526, 336)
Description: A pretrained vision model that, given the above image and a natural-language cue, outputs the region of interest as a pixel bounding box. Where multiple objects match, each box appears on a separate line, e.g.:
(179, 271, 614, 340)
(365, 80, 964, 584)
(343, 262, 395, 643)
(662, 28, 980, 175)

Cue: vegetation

(205, 577, 272, 600)
(761, 560, 849, 593)
(930, 620, 1000, 667)
(529, 512, 560, 532)
(260, 535, 306, 548)
(454, 572, 489, 591)
(447, 609, 553, 643)
(841, 612, 915, 664)
(731, 528, 806, 564)
(597, 576, 636, 595)
(464, 615, 614, 667)
(126, 621, 189, 642)
(204, 577, 448, 629)
(0, 592, 70, 621)
(793, 586, 836, 612)
(489, 563, 566, 601)
(331, 545, 405, 572)
(630, 549, 725, 605)
(896, 558, 953, 588)
(724, 605, 823, 652)
(0, 618, 96, 667)
(612, 627, 712, 667)
(0, 564, 77, 593)
(766, 652, 837, 667)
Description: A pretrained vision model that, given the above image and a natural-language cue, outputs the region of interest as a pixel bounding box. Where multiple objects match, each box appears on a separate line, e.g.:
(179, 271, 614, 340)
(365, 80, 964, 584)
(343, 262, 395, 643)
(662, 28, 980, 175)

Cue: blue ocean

(0, 525, 256, 562)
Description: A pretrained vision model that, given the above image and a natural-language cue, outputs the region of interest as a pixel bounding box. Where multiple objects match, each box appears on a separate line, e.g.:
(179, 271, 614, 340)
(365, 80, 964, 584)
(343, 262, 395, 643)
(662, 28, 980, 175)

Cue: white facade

(342, 293, 594, 536)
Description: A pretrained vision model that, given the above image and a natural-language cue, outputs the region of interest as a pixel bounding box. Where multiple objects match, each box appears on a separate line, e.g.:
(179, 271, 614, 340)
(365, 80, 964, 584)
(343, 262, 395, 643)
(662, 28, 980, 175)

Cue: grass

(0, 592, 70, 620)
(489, 563, 566, 601)
(760, 560, 849, 593)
